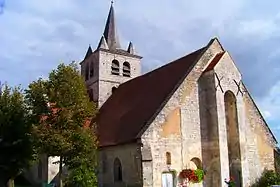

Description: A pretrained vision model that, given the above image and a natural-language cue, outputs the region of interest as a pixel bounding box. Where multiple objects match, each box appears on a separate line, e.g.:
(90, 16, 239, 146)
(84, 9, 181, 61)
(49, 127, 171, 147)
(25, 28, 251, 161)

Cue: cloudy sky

(1, 0, 280, 140)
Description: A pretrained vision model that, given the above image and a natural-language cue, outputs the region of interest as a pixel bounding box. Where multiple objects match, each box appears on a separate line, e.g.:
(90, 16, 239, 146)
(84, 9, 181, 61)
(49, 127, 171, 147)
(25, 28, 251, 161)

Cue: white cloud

(1, 0, 280, 141)
(258, 81, 280, 121)
(237, 19, 280, 41)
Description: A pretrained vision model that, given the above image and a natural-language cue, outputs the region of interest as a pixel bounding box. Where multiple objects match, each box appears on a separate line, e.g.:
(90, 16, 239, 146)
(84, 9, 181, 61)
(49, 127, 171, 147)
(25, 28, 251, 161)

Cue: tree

(65, 127, 98, 187)
(251, 169, 280, 187)
(25, 62, 98, 187)
(0, 84, 36, 187)
(65, 164, 97, 187)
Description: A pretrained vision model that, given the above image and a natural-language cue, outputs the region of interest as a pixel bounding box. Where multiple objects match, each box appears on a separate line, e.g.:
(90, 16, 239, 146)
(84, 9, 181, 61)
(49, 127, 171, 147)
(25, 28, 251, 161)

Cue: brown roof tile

(96, 46, 207, 147)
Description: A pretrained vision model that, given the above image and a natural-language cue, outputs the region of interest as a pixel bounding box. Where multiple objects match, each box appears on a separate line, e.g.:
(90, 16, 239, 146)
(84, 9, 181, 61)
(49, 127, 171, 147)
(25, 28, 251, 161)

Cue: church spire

(102, 2, 121, 50)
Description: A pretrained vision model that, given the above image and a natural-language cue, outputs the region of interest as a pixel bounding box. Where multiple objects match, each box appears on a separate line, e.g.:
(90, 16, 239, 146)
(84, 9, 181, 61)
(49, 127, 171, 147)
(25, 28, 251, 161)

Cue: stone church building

(23, 3, 279, 187)
(79, 3, 279, 187)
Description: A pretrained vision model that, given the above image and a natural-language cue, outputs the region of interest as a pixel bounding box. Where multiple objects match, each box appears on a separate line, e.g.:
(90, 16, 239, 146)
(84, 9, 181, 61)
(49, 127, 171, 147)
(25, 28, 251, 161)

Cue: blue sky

(1, 0, 280, 141)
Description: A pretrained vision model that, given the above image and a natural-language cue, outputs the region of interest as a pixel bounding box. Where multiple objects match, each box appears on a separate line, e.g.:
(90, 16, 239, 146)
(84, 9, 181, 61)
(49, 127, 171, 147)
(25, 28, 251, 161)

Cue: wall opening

(111, 60, 120, 75)
(166, 152, 171, 165)
(114, 157, 123, 182)
(89, 62, 94, 78)
(85, 63, 89, 80)
(224, 91, 242, 186)
(123, 61, 131, 77)
(112, 86, 117, 94)
(190, 157, 202, 170)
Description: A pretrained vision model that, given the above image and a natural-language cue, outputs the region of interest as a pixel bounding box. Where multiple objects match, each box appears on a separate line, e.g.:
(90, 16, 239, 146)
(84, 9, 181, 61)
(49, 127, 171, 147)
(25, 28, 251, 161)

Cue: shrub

(251, 169, 280, 187)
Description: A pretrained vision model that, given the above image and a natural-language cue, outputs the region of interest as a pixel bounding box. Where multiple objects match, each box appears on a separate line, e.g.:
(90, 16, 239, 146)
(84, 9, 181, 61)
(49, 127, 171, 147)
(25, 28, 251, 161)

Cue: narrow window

(224, 91, 242, 186)
(114, 158, 123, 182)
(166, 152, 171, 165)
(123, 61, 131, 77)
(85, 63, 89, 80)
(111, 60, 120, 75)
(89, 62, 94, 78)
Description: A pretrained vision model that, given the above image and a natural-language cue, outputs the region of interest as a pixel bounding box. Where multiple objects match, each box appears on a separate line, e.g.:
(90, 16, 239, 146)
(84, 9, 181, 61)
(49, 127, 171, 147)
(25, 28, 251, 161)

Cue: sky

(0, 0, 280, 141)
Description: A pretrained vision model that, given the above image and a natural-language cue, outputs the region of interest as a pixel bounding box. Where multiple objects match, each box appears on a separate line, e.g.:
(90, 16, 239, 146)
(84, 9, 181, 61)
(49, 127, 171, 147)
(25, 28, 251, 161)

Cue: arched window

(224, 91, 242, 186)
(123, 61, 131, 77)
(114, 158, 123, 182)
(166, 152, 171, 165)
(111, 60, 120, 75)
(85, 63, 89, 80)
(89, 62, 94, 78)
(190, 157, 202, 169)
(112, 86, 117, 93)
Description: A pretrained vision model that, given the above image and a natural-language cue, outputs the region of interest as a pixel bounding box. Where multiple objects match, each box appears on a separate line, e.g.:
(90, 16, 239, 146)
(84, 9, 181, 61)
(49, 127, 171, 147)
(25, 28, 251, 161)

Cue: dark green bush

(251, 169, 280, 187)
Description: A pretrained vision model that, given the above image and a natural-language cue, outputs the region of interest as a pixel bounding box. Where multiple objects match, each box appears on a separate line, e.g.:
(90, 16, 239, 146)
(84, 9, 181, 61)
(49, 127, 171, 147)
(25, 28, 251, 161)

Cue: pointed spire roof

(84, 45, 93, 60)
(97, 35, 109, 49)
(103, 2, 121, 50)
(127, 41, 135, 54)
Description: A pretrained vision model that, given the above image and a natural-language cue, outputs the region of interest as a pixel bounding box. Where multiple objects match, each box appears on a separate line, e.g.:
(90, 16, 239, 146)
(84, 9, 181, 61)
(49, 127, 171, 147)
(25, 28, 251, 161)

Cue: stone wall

(140, 39, 224, 187)
(213, 51, 277, 186)
(139, 39, 277, 187)
(274, 149, 280, 174)
(82, 49, 142, 108)
(23, 155, 64, 186)
(95, 38, 277, 187)
(98, 143, 142, 187)
(198, 71, 222, 187)
(213, 52, 251, 186)
(242, 84, 277, 183)
(83, 51, 100, 103)
(97, 50, 141, 107)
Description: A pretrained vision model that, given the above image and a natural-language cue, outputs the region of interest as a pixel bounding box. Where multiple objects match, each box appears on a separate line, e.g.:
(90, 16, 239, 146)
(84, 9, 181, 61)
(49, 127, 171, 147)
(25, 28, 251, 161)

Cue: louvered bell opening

(123, 69, 130, 77)
(111, 67, 120, 75)
(111, 60, 120, 75)
(123, 62, 131, 77)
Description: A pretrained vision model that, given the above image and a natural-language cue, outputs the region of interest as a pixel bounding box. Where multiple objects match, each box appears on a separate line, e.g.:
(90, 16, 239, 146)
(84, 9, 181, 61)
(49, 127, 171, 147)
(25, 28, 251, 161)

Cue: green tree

(65, 164, 97, 187)
(251, 169, 280, 187)
(0, 84, 36, 187)
(25, 62, 98, 187)
(65, 127, 98, 187)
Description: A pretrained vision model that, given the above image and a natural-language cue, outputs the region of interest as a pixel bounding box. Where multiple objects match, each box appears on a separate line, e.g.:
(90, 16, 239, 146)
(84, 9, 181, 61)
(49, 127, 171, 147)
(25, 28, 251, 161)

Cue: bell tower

(80, 2, 142, 108)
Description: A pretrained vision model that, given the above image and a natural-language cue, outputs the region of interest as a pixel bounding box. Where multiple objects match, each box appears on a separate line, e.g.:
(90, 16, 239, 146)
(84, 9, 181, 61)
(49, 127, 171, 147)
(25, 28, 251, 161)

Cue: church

(78, 2, 280, 187)
(20, 2, 280, 187)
